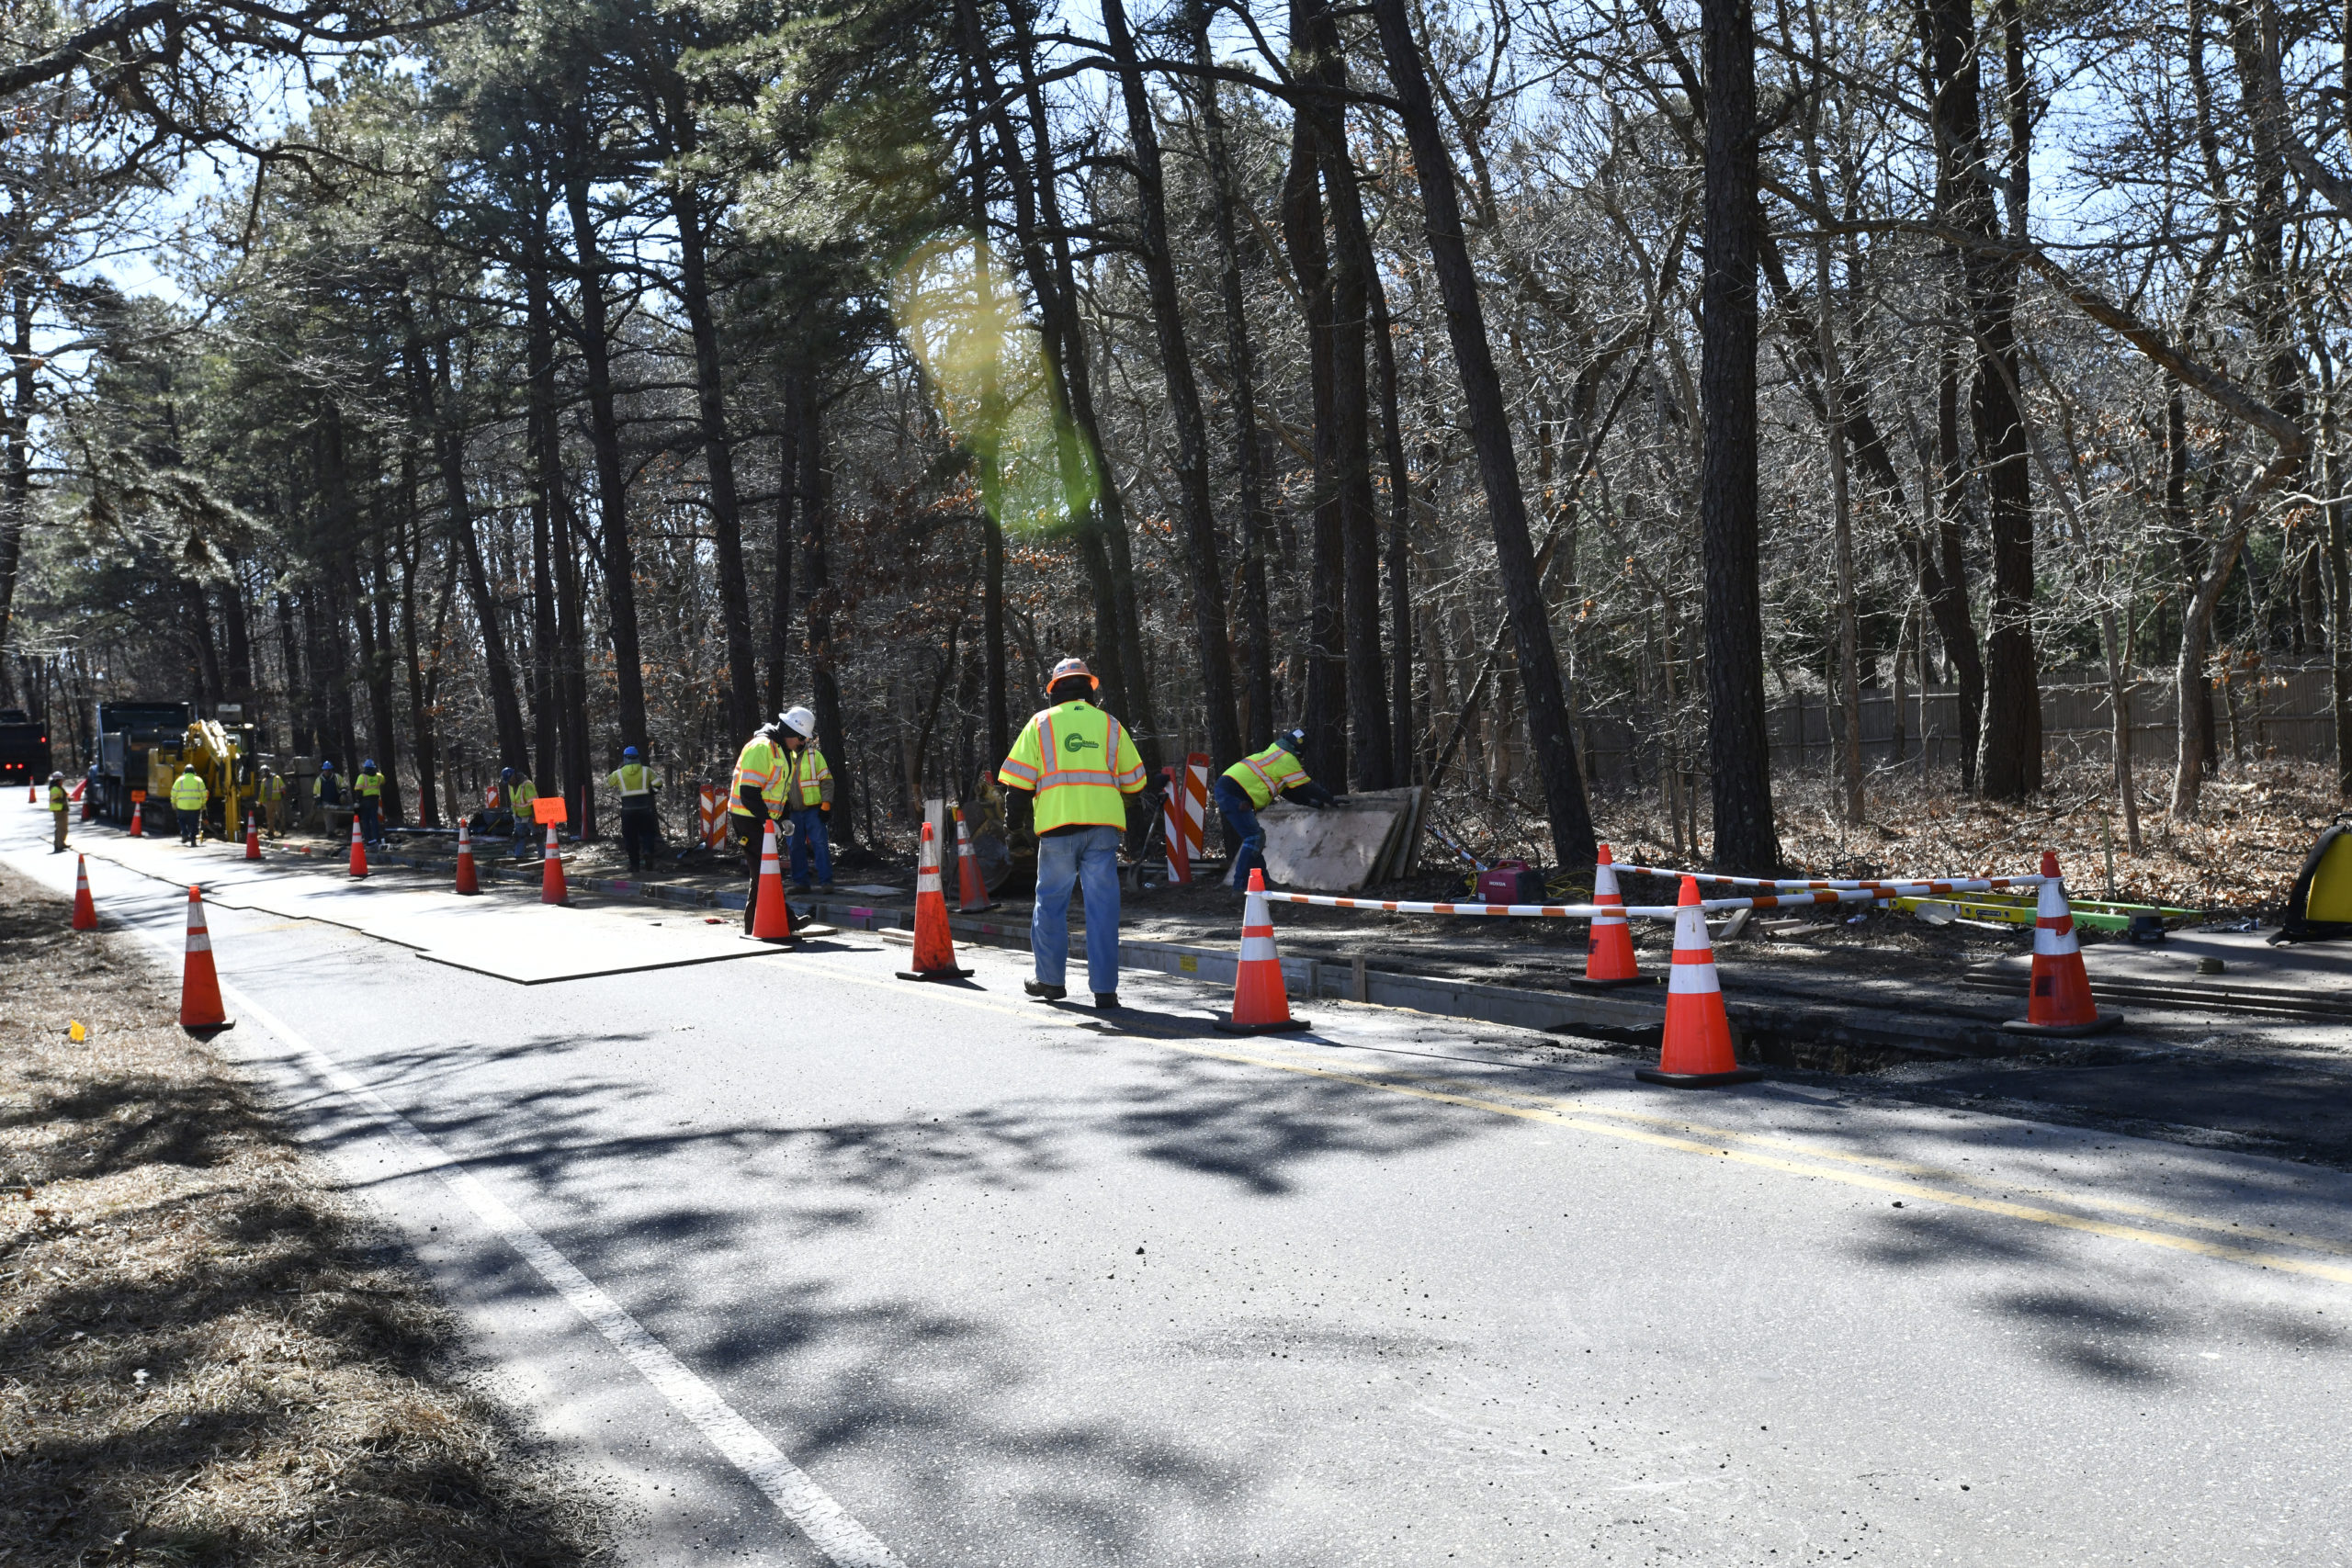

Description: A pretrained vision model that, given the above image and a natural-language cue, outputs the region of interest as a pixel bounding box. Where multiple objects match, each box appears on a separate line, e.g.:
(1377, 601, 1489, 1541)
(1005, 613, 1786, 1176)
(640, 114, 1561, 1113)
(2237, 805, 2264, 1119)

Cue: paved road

(11, 806, 2352, 1566)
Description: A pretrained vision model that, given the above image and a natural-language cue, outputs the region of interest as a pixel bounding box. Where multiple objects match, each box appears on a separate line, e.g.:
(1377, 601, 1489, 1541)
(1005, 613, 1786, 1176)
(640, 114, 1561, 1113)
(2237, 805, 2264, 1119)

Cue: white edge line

(82, 871, 907, 1568)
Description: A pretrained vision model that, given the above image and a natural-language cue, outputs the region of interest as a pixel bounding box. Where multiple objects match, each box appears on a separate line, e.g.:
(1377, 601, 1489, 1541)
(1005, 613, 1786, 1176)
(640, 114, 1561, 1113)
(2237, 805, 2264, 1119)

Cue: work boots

(1023, 980, 1066, 1001)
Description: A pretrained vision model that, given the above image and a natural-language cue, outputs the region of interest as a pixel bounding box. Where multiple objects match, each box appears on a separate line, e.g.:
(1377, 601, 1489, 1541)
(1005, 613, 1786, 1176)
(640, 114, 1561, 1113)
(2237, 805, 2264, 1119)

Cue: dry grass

(0, 863, 604, 1565)
(1443, 754, 2348, 913)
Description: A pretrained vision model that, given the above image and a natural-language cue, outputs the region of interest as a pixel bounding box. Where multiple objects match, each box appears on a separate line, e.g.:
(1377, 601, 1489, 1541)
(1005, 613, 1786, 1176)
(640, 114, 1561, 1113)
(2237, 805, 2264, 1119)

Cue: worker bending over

(355, 758, 387, 848)
(607, 746, 660, 873)
(170, 763, 209, 845)
(775, 706, 833, 892)
(730, 717, 790, 934)
(1213, 728, 1338, 891)
(998, 657, 1148, 1009)
(506, 769, 540, 855)
(47, 771, 68, 852)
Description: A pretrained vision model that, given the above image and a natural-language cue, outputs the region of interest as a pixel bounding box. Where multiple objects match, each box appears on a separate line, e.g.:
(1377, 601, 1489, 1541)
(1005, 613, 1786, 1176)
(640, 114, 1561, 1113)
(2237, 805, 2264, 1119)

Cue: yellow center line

(786, 950, 2352, 1287)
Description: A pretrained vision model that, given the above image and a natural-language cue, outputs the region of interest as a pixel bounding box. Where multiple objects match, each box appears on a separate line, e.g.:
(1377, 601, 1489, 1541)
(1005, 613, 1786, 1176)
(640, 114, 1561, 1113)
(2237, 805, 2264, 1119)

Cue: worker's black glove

(819, 802, 830, 816)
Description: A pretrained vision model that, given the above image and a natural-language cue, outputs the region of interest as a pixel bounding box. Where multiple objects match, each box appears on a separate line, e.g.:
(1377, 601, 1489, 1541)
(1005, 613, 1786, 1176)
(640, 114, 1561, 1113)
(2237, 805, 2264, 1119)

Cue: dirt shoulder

(0, 862, 602, 1565)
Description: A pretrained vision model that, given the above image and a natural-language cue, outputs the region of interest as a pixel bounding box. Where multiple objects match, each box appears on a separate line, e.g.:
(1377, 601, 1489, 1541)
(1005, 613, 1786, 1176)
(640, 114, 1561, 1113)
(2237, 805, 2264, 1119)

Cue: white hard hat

(780, 706, 818, 739)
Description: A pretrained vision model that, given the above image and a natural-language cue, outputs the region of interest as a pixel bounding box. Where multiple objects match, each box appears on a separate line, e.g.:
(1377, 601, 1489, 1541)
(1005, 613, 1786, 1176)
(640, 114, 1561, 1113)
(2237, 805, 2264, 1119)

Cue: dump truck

(0, 707, 48, 784)
(91, 702, 257, 833)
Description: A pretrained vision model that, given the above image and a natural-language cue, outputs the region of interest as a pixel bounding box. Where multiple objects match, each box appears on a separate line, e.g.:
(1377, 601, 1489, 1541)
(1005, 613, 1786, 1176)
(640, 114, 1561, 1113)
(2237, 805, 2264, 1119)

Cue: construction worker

(606, 746, 660, 873)
(1214, 728, 1339, 891)
(509, 771, 540, 855)
(730, 718, 787, 933)
(775, 706, 833, 892)
(997, 656, 1148, 1009)
(315, 759, 342, 837)
(47, 771, 68, 852)
(259, 766, 284, 841)
(170, 762, 209, 845)
(355, 758, 387, 849)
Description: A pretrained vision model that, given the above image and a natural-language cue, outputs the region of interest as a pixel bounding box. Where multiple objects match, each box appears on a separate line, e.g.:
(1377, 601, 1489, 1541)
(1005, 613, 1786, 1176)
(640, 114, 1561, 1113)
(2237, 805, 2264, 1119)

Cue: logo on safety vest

(1062, 732, 1101, 754)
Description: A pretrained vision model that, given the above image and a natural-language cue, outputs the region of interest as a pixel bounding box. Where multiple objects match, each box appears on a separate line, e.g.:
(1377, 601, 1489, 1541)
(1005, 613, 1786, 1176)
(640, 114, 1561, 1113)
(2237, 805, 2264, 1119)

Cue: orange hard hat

(1046, 656, 1099, 694)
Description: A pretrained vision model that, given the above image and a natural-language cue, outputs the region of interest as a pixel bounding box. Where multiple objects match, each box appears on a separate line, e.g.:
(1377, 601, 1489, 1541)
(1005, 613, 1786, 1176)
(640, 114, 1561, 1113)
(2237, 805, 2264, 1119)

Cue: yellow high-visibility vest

(781, 746, 830, 807)
(48, 783, 68, 812)
(609, 762, 653, 800)
(170, 773, 209, 810)
(265, 774, 284, 801)
(998, 701, 1146, 831)
(356, 770, 383, 798)
(512, 780, 538, 816)
(1224, 743, 1309, 810)
(730, 737, 782, 817)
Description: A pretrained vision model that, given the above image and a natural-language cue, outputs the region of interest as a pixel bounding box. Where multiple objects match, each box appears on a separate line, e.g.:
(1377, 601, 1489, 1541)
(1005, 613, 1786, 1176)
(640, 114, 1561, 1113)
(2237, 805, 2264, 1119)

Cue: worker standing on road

(262, 765, 286, 837)
(171, 763, 209, 846)
(355, 758, 387, 849)
(997, 657, 1148, 1010)
(315, 759, 342, 837)
(1213, 728, 1340, 891)
(775, 707, 833, 893)
(730, 719, 787, 933)
(510, 771, 540, 856)
(606, 746, 660, 874)
(47, 771, 68, 852)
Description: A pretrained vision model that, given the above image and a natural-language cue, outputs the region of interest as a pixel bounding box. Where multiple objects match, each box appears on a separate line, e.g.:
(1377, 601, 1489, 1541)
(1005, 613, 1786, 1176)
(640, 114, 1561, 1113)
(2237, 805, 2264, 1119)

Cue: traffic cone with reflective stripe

(129, 802, 143, 837)
(348, 817, 368, 878)
(2005, 852, 2121, 1036)
(1215, 870, 1309, 1034)
(71, 855, 97, 931)
(454, 817, 480, 895)
(953, 807, 998, 913)
(540, 822, 568, 904)
(1572, 843, 1654, 989)
(244, 811, 262, 860)
(750, 820, 797, 941)
(1636, 876, 1757, 1088)
(178, 886, 234, 1035)
(897, 821, 970, 979)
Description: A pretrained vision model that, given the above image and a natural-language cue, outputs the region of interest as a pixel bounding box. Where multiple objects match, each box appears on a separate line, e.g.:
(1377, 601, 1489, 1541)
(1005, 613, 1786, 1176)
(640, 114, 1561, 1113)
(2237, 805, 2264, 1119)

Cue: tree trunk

(1100, 0, 1243, 773)
(1692, 0, 1781, 871)
(1188, 0, 1275, 750)
(396, 448, 442, 829)
(562, 169, 650, 750)
(800, 389, 854, 844)
(1283, 72, 1347, 785)
(526, 240, 563, 791)
(769, 377, 799, 720)
(0, 285, 34, 670)
(1369, 264, 1416, 783)
(1369, 0, 1599, 869)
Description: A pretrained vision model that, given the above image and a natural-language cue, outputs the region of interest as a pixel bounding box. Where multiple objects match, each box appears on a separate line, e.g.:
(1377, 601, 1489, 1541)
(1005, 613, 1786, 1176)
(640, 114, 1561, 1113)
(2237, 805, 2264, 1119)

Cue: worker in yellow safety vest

(606, 746, 661, 873)
(261, 766, 286, 837)
(730, 719, 789, 933)
(997, 656, 1149, 1009)
(504, 769, 540, 854)
(47, 771, 69, 853)
(170, 763, 209, 846)
(774, 706, 834, 893)
(355, 758, 387, 849)
(1213, 727, 1339, 891)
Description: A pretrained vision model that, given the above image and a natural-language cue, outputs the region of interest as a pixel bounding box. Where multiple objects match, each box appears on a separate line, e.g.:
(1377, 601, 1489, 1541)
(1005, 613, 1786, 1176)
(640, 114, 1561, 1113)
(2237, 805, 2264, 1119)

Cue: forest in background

(1, 0, 2347, 876)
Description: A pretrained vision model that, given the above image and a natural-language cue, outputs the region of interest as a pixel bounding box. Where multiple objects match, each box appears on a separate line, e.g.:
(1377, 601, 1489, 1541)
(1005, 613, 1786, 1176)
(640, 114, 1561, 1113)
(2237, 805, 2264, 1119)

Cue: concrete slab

(1261, 788, 1419, 891)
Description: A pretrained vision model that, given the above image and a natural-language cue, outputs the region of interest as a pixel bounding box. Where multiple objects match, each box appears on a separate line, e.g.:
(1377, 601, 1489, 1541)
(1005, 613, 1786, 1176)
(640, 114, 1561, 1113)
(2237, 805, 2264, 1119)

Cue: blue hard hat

(320, 759, 336, 771)
(622, 746, 640, 760)
(1275, 728, 1307, 754)
(501, 766, 517, 781)
(362, 758, 375, 771)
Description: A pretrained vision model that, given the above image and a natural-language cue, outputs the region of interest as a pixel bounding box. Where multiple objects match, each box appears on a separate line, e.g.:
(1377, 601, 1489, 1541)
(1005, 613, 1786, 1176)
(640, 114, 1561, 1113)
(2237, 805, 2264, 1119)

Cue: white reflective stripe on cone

(1672, 906, 1711, 950)
(1240, 934, 1279, 962)
(187, 933, 211, 953)
(917, 869, 941, 893)
(2033, 924, 2075, 956)
(1667, 960, 1716, 994)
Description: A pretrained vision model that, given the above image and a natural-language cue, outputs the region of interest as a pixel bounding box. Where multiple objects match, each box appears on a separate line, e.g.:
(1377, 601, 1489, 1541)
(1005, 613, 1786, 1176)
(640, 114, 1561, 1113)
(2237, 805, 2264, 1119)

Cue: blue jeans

(1214, 776, 1263, 890)
(1033, 824, 1122, 995)
(357, 795, 381, 846)
(789, 807, 831, 885)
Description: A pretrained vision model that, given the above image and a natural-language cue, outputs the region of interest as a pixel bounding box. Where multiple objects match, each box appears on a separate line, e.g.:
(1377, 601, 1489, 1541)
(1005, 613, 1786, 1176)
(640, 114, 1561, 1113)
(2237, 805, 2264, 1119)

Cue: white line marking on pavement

(85, 885, 906, 1568)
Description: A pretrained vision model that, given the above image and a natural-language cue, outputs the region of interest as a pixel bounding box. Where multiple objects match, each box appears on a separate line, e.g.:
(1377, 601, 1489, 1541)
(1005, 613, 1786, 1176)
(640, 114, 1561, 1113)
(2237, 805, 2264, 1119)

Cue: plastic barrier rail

(1611, 863, 2045, 895)
(1261, 886, 1900, 919)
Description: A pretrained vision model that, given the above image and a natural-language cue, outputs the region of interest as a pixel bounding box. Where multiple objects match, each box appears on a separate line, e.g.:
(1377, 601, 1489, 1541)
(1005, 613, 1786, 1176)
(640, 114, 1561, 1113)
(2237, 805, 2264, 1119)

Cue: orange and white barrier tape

(1260, 887, 1900, 919)
(1611, 864, 2045, 895)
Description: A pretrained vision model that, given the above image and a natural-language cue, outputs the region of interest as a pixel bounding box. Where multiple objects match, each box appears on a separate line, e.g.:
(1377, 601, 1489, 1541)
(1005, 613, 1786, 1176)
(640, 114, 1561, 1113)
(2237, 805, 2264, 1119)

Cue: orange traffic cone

(244, 811, 262, 861)
(2005, 852, 2121, 1037)
(347, 817, 368, 878)
(178, 886, 234, 1035)
(897, 821, 970, 979)
(129, 802, 143, 837)
(1214, 869, 1309, 1033)
(1572, 843, 1654, 989)
(454, 817, 480, 895)
(24, 781, 32, 803)
(953, 807, 998, 913)
(71, 855, 97, 931)
(750, 820, 797, 941)
(1635, 876, 1758, 1088)
(540, 822, 568, 904)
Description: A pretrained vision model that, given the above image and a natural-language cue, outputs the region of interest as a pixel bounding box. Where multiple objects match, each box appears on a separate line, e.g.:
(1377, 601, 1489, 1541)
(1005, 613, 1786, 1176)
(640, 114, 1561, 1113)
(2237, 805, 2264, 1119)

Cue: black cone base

(1213, 1015, 1310, 1034)
(1634, 1065, 1762, 1089)
(182, 1020, 237, 1038)
(2000, 1011, 2122, 1037)
(897, 966, 974, 982)
(1568, 975, 1659, 991)
(957, 902, 1001, 915)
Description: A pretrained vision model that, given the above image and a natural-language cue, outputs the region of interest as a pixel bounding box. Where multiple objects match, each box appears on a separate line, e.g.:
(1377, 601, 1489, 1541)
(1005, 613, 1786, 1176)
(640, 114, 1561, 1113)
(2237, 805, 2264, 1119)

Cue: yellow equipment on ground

(145, 719, 254, 837)
(2276, 824, 2352, 943)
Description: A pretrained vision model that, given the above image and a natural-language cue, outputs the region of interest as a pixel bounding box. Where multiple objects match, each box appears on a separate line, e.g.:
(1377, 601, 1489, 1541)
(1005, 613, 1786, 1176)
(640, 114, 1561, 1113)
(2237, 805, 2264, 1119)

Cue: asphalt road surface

(12, 805, 2352, 1566)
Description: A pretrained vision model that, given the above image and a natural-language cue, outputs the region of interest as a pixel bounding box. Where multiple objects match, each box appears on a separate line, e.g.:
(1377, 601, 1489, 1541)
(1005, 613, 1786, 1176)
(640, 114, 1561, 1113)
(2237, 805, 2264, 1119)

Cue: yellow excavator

(141, 717, 254, 838)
